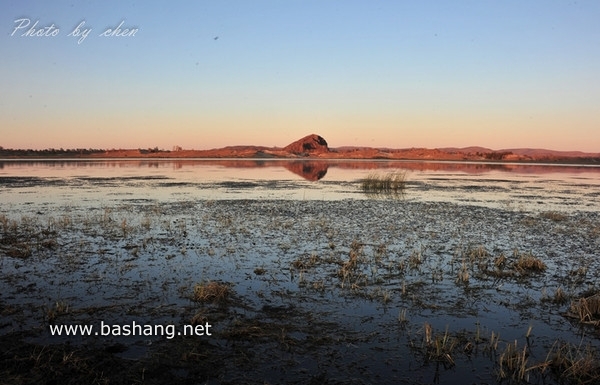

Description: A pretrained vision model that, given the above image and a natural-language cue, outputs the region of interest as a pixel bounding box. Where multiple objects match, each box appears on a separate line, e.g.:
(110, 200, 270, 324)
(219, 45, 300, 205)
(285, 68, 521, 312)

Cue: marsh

(1, 159, 599, 384)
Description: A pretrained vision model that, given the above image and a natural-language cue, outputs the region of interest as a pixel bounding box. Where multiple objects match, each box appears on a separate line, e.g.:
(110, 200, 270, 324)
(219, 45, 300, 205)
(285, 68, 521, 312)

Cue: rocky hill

(283, 134, 329, 156)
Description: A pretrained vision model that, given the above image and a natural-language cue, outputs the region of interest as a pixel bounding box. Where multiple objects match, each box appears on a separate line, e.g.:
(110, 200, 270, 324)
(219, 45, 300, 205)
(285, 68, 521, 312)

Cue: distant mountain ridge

(440, 146, 599, 158)
(1, 134, 599, 164)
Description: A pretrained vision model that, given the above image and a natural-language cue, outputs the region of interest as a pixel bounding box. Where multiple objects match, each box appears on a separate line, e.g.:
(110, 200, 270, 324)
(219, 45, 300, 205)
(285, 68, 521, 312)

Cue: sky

(1, 1, 599, 152)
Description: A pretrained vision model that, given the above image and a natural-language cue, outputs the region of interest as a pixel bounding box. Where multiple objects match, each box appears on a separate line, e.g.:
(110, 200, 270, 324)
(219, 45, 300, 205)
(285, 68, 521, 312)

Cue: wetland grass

(553, 287, 569, 305)
(422, 324, 457, 367)
(475, 248, 546, 278)
(540, 211, 568, 222)
(0, 214, 60, 259)
(456, 261, 470, 284)
(45, 301, 70, 323)
(497, 340, 532, 382)
(192, 281, 231, 304)
(514, 251, 546, 273)
(566, 293, 600, 326)
(3, 197, 600, 384)
(398, 308, 408, 324)
(402, 320, 600, 384)
(360, 172, 406, 197)
(548, 341, 600, 385)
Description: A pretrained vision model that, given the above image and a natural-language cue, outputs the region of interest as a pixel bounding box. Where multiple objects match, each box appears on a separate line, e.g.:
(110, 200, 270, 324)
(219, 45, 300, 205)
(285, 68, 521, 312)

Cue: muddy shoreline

(1, 195, 599, 384)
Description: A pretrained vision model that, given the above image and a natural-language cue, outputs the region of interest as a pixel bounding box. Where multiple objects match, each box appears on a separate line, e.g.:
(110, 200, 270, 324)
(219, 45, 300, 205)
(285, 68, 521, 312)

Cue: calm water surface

(1, 159, 598, 212)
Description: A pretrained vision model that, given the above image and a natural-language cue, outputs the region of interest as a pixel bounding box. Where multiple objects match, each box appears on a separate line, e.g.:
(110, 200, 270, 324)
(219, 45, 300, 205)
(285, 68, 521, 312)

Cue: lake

(1, 159, 599, 384)
(1, 159, 599, 211)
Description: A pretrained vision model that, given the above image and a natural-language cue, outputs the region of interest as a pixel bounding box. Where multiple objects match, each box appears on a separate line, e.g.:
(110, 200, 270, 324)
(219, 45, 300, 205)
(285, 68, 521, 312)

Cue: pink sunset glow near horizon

(1, 1, 599, 153)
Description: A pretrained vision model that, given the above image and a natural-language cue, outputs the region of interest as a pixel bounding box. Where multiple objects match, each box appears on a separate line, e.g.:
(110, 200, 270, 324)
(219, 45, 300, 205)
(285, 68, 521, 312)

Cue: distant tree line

(475, 151, 514, 160)
(0, 146, 176, 157)
(138, 147, 165, 154)
(0, 147, 105, 157)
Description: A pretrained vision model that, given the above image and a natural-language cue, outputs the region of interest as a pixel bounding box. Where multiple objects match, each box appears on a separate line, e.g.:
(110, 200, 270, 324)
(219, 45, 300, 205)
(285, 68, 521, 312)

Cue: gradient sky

(1, 1, 599, 151)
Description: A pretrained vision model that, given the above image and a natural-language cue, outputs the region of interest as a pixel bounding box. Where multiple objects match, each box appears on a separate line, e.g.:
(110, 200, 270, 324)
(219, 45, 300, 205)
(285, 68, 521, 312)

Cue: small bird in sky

(213, 36, 219, 40)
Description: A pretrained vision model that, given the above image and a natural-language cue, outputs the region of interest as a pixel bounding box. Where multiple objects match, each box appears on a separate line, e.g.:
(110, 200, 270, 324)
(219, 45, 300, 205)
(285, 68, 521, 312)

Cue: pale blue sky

(1, 1, 599, 151)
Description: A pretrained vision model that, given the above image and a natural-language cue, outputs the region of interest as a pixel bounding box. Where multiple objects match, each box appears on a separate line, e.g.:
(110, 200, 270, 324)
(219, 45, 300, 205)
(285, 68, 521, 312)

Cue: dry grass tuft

(481, 250, 547, 279)
(566, 294, 600, 326)
(5, 244, 32, 259)
(192, 281, 231, 304)
(46, 301, 70, 323)
(291, 253, 321, 270)
(466, 245, 489, 262)
(456, 262, 470, 284)
(497, 340, 532, 382)
(540, 211, 568, 222)
(421, 323, 457, 368)
(338, 241, 363, 282)
(553, 287, 569, 305)
(514, 252, 546, 274)
(548, 341, 600, 384)
(190, 311, 209, 326)
(494, 254, 507, 269)
(398, 308, 408, 324)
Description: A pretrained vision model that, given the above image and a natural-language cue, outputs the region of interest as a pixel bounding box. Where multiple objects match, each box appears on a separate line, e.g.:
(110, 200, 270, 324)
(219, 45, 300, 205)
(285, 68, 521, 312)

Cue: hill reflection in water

(164, 159, 600, 180)
(1, 158, 599, 182)
(1, 158, 599, 211)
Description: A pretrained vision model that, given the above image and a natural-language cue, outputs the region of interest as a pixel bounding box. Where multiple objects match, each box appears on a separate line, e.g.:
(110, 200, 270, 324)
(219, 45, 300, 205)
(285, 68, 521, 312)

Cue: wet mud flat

(1, 198, 600, 384)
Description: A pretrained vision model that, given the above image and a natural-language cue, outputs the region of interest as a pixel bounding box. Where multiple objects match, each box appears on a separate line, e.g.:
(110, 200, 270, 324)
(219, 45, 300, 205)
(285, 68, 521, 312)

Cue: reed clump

(360, 172, 406, 197)
(553, 287, 569, 305)
(338, 241, 363, 281)
(548, 341, 600, 384)
(456, 261, 470, 284)
(192, 281, 231, 304)
(46, 301, 70, 323)
(514, 252, 546, 274)
(479, 250, 546, 279)
(497, 340, 532, 382)
(566, 293, 600, 327)
(422, 323, 457, 367)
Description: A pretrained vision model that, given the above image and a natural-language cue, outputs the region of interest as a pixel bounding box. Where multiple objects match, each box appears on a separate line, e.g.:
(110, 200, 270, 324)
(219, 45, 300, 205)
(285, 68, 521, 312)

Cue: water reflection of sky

(1, 159, 599, 212)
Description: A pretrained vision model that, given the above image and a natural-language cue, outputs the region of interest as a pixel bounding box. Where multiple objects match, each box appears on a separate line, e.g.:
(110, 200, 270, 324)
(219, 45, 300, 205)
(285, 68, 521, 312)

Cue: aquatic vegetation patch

(566, 293, 600, 327)
(421, 323, 458, 367)
(497, 340, 534, 382)
(514, 251, 546, 274)
(360, 172, 406, 197)
(474, 248, 547, 278)
(548, 341, 600, 385)
(45, 300, 70, 323)
(192, 281, 231, 304)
